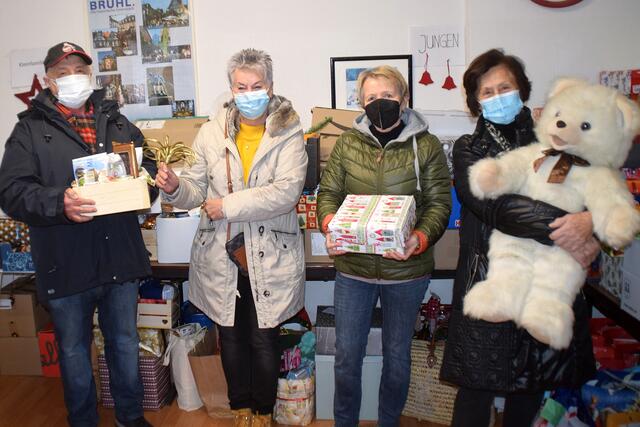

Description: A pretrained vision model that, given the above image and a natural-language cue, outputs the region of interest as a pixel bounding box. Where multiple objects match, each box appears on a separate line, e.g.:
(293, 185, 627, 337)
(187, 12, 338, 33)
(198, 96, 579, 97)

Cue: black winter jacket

(439, 109, 596, 392)
(0, 89, 158, 302)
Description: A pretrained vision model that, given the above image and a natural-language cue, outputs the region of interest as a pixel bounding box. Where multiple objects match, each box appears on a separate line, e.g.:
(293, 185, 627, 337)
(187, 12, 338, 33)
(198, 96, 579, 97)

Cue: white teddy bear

(463, 78, 640, 350)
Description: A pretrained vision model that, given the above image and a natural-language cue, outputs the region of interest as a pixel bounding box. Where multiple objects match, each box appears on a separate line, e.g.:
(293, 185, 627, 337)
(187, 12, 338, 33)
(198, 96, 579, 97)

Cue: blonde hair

(356, 65, 409, 106)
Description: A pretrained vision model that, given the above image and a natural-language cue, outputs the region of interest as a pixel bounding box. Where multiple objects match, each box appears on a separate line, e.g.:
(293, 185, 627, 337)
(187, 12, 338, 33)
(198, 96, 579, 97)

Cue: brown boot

(252, 413, 272, 427)
(231, 408, 252, 427)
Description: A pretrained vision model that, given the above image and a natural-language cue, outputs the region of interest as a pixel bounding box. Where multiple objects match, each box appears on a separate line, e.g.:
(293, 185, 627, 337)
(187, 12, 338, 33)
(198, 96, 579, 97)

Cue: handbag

(223, 148, 249, 277)
(402, 324, 458, 424)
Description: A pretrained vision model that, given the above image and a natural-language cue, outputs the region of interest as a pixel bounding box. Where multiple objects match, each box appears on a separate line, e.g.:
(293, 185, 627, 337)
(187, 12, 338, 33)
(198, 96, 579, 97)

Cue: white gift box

(328, 195, 416, 255)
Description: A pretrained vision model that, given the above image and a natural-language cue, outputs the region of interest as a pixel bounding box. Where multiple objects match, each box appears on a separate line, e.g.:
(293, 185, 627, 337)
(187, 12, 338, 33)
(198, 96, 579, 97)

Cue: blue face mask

(234, 89, 270, 119)
(479, 90, 523, 125)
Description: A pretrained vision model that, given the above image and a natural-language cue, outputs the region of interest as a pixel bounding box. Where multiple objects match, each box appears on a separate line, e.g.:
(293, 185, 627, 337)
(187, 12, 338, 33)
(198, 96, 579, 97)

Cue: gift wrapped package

(327, 195, 416, 255)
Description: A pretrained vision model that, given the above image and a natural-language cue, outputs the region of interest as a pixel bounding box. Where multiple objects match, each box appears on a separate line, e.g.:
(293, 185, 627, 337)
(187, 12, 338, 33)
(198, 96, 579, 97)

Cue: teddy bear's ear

(547, 77, 589, 99)
(616, 93, 640, 138)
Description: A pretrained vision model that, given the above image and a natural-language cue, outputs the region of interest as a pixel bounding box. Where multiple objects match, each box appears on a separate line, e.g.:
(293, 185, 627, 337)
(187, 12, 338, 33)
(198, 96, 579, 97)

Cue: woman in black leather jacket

(439, 49, 599, 427)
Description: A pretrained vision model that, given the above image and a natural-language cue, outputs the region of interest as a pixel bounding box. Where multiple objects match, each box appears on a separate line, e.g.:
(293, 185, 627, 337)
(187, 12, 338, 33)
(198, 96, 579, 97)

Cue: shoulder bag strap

(226, 148, 233, 240)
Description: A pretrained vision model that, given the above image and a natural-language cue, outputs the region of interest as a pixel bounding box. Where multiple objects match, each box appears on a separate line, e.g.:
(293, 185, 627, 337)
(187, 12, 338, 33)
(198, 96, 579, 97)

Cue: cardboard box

(314, 305, 382, 356)
(621, 270, 640, 321)
(0, 336, 42, 375)
(0, 277, 50, 337)
(315, 354, 382, 420)
(141, 229, 158, 261)
(156, 215, 199, 263)
(75, 178, 151, 216)
(311, 107, 361, 170)
(136, 117, 207, 169)
(434, 229, 460, 270)
(38, 324, 61, 377)
(304, 228, 332, 264)
(328, 195, 416, 255)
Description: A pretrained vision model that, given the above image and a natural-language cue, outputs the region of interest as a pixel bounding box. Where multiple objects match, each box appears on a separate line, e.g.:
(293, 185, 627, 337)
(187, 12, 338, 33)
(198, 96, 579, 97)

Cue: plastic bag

(163, 323, 206, 411)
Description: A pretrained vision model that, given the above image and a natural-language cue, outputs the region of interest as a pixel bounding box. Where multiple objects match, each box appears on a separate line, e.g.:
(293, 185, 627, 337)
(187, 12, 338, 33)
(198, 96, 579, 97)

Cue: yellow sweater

(236, 122, 265, 183)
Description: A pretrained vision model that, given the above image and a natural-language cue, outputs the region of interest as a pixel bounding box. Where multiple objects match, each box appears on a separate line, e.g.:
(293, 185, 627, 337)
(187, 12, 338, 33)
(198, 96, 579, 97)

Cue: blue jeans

(48, 281, 143, 427)
(333, 272, 429, 427)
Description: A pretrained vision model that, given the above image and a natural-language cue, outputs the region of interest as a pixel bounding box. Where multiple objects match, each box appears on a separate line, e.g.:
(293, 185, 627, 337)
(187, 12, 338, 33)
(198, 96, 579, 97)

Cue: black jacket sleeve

(0, 122, 70, 226)
(453, 135, 567, 246)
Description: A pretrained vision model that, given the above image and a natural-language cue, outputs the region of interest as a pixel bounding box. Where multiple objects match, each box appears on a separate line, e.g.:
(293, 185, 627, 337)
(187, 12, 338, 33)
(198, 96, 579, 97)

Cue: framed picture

(112, 141, 138, 178)
(330, 55, 413, 110)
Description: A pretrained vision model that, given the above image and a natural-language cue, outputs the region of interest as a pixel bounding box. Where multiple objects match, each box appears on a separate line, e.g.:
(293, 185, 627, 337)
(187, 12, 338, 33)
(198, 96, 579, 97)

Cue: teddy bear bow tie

(532, 148, 591, 184)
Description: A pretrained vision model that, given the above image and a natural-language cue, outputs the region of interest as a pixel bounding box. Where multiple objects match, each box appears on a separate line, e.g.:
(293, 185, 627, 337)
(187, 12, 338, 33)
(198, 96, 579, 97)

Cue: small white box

(315, 354, 382, 420)
(621, 269, 640, 320)
(156, 215, 199, 263)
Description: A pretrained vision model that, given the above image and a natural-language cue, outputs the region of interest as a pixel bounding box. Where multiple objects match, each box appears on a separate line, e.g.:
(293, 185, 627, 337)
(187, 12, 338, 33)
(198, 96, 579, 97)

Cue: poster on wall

(87, 0, 196, 120)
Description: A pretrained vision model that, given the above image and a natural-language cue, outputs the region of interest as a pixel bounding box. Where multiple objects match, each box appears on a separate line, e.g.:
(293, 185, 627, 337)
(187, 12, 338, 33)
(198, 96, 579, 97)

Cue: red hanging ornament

(419, 52, 434, 86)
(442, 59, 457, 90)
(14, 74, 43, 108)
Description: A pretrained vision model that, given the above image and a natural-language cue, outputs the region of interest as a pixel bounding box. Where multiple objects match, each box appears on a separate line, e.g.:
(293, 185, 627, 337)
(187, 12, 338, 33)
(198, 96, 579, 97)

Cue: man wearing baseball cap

(0, 41, 156, 427)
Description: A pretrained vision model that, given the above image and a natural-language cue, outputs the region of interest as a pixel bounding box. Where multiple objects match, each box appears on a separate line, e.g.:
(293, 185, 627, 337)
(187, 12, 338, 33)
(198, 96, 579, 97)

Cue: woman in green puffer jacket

(317, 65, 451, 427)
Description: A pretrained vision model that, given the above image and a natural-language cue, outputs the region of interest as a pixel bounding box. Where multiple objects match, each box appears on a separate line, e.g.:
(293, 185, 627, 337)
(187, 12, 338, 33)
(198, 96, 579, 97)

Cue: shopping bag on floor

(188, 326, 232, 418)
(163, 323, 206, 411)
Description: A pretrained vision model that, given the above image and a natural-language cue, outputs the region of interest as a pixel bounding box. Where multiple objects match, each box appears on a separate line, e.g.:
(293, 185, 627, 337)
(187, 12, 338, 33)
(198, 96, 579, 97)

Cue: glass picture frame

(330, 55, 413, 110)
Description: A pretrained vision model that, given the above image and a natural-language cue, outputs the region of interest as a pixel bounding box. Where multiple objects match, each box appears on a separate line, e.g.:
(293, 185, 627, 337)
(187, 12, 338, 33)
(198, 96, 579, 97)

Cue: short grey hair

(227, 48, 273, 87)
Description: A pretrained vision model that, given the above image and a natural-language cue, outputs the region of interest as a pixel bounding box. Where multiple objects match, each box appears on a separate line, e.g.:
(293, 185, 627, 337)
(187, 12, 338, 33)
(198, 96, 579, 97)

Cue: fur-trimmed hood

(224, 95, 300, 140)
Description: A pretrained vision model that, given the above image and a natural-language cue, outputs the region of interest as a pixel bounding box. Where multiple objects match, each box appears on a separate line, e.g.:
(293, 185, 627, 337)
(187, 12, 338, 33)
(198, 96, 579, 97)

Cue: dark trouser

(218, 274, 280, 414)
(48, 281, 143, 427)
(451, 387, 544, 427)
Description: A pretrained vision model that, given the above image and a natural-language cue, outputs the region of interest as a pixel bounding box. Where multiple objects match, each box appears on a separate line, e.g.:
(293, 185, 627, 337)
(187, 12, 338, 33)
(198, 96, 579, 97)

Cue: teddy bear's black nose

(556, 120, 567, 128)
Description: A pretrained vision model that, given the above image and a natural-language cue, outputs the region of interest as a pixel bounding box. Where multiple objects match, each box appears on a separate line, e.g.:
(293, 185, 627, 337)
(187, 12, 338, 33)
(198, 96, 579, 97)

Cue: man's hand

(325, 233, 347, 257)
(155, 162, 180, 194)
(202, 198, 224, 221)
(64, 188, 96, 223)
(382, 233, 419, 261)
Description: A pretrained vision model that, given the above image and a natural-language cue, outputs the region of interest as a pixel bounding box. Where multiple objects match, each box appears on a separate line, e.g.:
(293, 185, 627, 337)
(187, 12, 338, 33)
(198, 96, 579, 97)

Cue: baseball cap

(44, 42, 92, 70)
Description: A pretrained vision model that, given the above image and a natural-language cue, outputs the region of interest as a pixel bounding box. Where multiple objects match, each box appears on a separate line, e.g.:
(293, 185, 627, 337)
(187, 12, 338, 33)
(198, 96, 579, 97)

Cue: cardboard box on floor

(0, 336, 42, 375)
(135, 117, 208, 169)
(0, 276, 50, 338)
(310, 107, 361, 171)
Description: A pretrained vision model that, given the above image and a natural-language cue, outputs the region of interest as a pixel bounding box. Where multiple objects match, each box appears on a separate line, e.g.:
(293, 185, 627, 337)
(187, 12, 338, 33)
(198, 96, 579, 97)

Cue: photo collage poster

(87, 0, 196, 120)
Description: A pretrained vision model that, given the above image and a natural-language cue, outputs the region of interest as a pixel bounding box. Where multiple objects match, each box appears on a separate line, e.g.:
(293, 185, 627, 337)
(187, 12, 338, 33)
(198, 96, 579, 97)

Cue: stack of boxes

(0, 276, 50, 375)
(135, 117, 207, 264)
(93, 282, 179, 409)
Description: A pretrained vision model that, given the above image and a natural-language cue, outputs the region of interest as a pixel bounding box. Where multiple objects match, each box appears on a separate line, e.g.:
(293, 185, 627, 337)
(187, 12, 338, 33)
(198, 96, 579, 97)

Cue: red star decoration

(14, 74, 43, 108)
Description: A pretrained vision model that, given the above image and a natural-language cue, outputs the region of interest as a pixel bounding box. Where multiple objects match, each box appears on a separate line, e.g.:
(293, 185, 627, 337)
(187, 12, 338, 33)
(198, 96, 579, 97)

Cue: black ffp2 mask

(364, 98, 401, 130)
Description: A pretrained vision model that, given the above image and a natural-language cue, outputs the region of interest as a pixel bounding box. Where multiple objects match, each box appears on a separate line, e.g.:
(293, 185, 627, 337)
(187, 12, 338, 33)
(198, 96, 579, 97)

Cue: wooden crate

(75, 178, 150, 216)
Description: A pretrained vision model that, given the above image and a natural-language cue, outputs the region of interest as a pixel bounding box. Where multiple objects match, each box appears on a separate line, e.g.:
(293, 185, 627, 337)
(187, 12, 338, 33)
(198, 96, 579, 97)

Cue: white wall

(1, 0, 639, 162)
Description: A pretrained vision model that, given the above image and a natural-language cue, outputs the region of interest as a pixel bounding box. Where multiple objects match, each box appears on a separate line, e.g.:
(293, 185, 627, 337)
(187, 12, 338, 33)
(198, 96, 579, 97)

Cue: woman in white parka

(156, 48, 307, 427)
